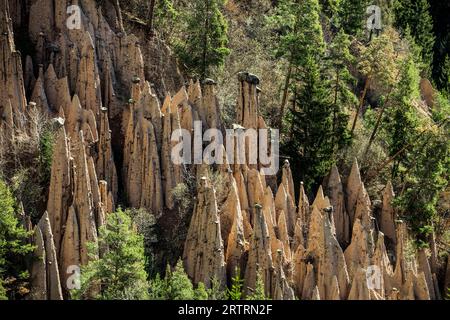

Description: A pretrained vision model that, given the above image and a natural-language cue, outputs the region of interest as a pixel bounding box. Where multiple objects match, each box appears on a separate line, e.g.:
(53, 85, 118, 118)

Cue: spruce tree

(319, 0, 339, 18)
(0, 179, 33, 300)
(0, 280, 6, 300)
(384, 57, 420, 179)
(338, 0, 370, 36)
(227, 268, 243, 300)
(438, 55, 450, 96)
(270, 0, 326, 128)
(175, 0, 230, 79)
(149, 260, 197, 300)
(246, 272, 267, 300)
(394, 0, 435, 74)
(286, 55, 335, 190)
(75, 208, 149, 300)
(194, 282, 209, 300)
(395, 125, 449, 245)
(275, 0, 347, 190)
(328, 29, 356, 151)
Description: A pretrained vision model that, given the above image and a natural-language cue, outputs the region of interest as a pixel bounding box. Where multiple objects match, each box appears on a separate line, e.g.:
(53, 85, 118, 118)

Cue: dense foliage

(0, 179, 33, 300)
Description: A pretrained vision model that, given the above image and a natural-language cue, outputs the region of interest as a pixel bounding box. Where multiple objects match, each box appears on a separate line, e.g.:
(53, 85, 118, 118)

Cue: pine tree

(227, 268, 243, 300)
(269, 0, 326, 128)
(328, 29, 356, 151)
(167, 260, 195, 299)
(394, 124, 449, 244)
(194, 282, 209, 300)
(175, 0, 230, 79)
(75, 208, 149, 300)
(385, 57, 420, 179)
(246, 272, 267, 300)
(207, 276, 227, 300)
(351, 29, 398, 136)
(149, 260, 197, 300)
(0, 280, 6, 300)
(338, 0, 370, 36)
(0, 179, 33, 300)
(319, 0, 339, 18)
(394, 0, 435, 74)
(285, 55, 335, 190)
(438, 55, 450, 96)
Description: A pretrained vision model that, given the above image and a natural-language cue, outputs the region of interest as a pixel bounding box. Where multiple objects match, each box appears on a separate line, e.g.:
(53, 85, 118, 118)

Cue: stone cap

(237, 72, 260, 85)
(202, 78, 217, 86)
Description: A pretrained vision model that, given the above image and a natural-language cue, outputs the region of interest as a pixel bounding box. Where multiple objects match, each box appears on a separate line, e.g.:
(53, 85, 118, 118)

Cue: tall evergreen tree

(246, 272, 268, 300)
(394, 125, 449, 245)
(286, 55, 336, 190)
(328, 29, 356, 151)
(394, 0, 435, 74)
(149, 260, 206, 300)
(438, 55, 450, 96)
(75, 208, 149, 300)
(274, 0, 348, 190)
(0, 179, 33, 300)
(270, 0, 326, 129)
(0, 280, 6, 300)
(338, 0, 370, 36)
(384, 57, 420, 179)
(319, 0, 339, 18)
(175, 0, 230, 79)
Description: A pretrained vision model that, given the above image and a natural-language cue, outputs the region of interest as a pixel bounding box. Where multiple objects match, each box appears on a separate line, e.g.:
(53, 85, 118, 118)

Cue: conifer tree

(319, 0, 339, 18)
(351, 29, 398, 136)
(246, 272, 268, 300)
(270, 0, 326, 128)
(149, 260, 199, 300)
(75, 208, 149, 300)
(207, 276, 227, 300)
(395, 125, 449, 245)
(227, 268, 243, 300)
(194, 282, 209, 300)
(286, 55, 335, 190)
(0, 280, 6, 300)
(0, 179, 33, 300)
(438, 55, 450, 96)
(328, 29, 356, 151)
(175, 0, 230, 79)
(338, 0, 370, 36)
(394, 0, 435, 74)
(275, 0, 349, 190)
(384, 57, 420, 179)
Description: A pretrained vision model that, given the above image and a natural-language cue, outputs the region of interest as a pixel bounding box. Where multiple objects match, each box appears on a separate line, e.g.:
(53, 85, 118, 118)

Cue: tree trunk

(363, 69, 400, 159)
(278, 62, 293, 131)
(146, 0, 157, 37)
(201, 1, 210, 79)
(350, 76, 370, 136)
(332, 69, 340, 149)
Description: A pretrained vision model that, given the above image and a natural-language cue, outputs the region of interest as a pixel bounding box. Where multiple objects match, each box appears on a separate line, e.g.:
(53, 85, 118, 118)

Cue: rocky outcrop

(324, 165, 350, 246)
(46, 122, 71, 255)
(237, 72, 260, 129)
(30, 212, 64, 300)
(183, 177, 226, 288)
(244, 204, 275, 297)
(381, 181, 396, 245)
(1, 0, 444, 301)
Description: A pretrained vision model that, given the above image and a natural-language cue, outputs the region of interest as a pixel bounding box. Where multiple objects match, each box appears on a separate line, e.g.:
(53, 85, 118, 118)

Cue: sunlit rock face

(0, 0, 442, 300)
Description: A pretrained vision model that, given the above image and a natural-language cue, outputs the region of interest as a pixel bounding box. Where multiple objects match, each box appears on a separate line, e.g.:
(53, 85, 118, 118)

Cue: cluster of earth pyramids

(0, 0, 447, 300)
